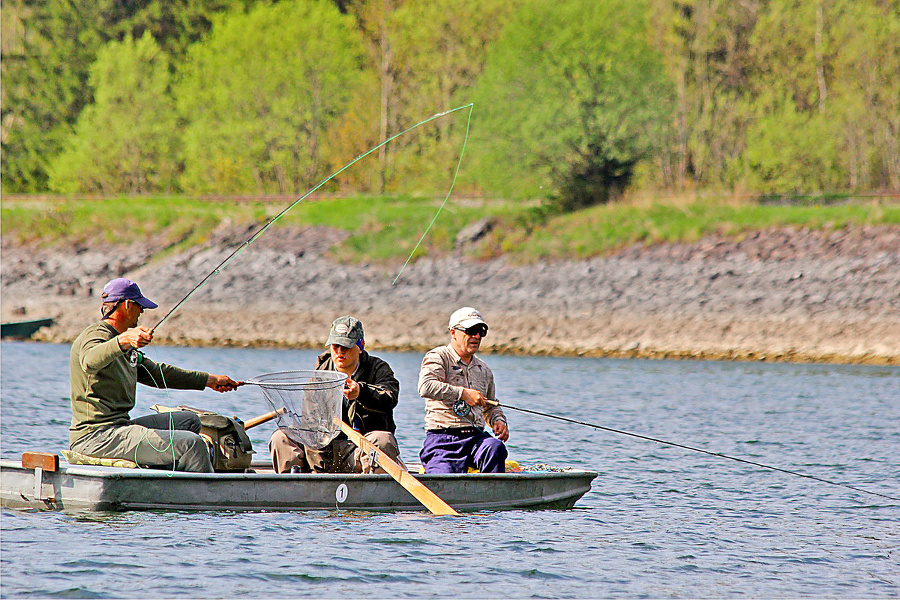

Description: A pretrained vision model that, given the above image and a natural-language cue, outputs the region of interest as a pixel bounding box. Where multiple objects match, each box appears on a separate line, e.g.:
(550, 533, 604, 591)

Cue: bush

(48, 32, 177, 194)
(469, 0, 673, 210)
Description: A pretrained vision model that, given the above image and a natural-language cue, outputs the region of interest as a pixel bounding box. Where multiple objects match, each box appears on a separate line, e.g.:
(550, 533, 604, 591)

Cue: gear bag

(152, 404, 254, 472)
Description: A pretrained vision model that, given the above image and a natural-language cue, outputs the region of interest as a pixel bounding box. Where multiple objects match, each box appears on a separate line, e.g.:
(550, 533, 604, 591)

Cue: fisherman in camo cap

(269, 316, 402, 473)
(417, 307, 509, 473)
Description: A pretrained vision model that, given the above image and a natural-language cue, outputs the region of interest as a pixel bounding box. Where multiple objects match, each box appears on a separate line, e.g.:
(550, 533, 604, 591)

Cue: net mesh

(246, 370, 346, 449)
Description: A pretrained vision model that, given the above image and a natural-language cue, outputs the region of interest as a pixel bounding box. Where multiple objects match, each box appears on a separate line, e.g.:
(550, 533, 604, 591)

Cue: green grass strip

(2, 196, 896, 263)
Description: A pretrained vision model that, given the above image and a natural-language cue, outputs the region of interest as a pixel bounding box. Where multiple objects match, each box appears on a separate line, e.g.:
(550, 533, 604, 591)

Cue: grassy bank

(495, 200, 900, 261)
(2, 194, 897, 263)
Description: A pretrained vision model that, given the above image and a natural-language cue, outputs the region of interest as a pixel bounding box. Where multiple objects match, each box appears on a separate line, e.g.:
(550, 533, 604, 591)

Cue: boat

(0, 318, 54, 339)
(0, 454, 596, 512)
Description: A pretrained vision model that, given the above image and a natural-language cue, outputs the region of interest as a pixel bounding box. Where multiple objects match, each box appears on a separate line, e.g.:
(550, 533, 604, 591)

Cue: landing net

(246, 370, 346, 449)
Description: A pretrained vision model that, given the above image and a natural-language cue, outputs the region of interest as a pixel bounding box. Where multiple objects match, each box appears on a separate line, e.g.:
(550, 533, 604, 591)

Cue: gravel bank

(2, 225, 898, 365)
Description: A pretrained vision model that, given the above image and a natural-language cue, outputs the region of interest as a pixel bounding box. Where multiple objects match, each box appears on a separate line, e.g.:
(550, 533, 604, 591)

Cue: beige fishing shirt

(417, 344, 507, 431)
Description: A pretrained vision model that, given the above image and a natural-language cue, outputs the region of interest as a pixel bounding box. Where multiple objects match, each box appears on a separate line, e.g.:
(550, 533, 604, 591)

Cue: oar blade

(340, 421, 459, 516)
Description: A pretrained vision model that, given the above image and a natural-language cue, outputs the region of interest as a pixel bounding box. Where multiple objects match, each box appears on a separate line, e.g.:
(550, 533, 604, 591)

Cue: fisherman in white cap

(417, 307, 509, 473)
(69, 278, 242, 472)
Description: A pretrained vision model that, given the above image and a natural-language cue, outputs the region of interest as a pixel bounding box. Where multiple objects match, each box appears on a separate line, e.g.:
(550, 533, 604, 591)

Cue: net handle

(243, 408, 284, 429)
(243, 381, 343, 389)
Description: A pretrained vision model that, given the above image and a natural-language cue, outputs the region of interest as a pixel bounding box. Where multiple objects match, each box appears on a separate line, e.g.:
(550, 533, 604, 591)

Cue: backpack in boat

(153, 404, 254, 472)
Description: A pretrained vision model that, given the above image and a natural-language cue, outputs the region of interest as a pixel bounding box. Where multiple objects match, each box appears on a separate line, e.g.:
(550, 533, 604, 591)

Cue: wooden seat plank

(22, 452, 59, 472)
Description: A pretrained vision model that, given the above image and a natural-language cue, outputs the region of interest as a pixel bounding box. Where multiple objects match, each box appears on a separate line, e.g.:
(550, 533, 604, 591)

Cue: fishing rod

(152, 103, 475, 333)
(462, 399, 898, 502)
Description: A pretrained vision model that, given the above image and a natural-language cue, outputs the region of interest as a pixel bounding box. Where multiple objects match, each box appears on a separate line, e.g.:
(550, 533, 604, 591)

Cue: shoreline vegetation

(2, 195, 898, 366)
(3, 194, 898, 262)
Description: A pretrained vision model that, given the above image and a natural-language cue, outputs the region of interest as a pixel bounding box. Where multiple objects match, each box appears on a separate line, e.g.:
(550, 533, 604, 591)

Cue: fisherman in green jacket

(69, 278, 242, 472)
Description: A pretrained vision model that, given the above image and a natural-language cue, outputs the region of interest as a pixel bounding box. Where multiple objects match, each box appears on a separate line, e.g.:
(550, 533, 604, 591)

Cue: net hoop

(246, 370, 347, 389)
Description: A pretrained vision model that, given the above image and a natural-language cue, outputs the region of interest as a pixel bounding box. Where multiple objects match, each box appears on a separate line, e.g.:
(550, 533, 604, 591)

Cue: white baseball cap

(448, 307, 487, 330)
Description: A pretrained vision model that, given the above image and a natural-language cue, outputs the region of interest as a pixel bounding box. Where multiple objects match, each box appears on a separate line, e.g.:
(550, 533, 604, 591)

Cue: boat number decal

(335, 483, 348, 503)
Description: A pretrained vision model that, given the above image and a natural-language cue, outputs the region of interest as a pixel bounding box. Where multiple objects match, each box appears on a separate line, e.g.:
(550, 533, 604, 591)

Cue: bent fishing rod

(151, 103, 475, 333)
(465, 399, 898, 502)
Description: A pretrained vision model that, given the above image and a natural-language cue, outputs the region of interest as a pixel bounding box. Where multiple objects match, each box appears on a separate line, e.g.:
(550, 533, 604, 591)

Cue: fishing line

(152, 103, 475, 333)
(477, 400, 898, 502)
(134, 352, 178, 470)
(392, 103, 474, 285)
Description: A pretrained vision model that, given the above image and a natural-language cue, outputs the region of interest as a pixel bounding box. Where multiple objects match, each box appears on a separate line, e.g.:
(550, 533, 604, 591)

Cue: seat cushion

(62, 450, 138, 469)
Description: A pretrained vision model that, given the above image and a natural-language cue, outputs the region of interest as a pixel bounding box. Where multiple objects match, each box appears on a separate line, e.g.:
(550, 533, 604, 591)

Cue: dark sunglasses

(456, 324, 488, 337)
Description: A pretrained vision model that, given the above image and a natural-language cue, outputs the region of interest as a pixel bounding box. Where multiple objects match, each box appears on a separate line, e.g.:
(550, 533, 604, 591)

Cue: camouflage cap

(326, 316, 364, 348)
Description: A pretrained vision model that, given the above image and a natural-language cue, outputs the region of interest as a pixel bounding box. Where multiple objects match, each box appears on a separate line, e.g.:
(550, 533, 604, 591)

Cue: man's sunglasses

(455, 324, 488, 337)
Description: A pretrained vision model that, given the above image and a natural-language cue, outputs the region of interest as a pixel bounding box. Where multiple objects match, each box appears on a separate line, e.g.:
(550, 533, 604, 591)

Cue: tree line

(2, 0, 897, 209)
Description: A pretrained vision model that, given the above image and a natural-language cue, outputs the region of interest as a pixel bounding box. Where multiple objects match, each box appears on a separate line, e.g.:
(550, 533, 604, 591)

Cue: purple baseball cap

(101, 278, 158, 309)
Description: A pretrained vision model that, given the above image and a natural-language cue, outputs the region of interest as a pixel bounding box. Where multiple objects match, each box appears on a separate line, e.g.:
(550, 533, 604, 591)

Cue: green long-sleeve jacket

(69, 321, 208, 446)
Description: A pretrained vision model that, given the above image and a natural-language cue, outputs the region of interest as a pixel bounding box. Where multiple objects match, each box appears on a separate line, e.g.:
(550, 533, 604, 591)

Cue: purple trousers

(420, 427, 507, 474)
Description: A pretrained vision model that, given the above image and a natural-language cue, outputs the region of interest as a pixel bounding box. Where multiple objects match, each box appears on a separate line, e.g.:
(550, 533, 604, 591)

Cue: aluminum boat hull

(0, 460, 596, 512)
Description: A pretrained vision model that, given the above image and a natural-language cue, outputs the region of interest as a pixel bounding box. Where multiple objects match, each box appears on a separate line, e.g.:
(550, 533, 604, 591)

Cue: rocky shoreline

(2, 225, 898, 365)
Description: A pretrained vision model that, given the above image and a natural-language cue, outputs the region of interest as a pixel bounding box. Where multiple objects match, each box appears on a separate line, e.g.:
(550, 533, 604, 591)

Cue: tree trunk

(377, 0, 393, 194)
(814, 0, 827, 114)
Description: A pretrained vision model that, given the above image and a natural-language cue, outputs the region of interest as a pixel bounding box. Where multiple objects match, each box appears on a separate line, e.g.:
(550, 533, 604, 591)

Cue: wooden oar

(339, 421, 459, 516)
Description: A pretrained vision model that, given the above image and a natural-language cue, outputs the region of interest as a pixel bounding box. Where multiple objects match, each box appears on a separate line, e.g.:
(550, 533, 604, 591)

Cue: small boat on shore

(0, 455, 596, 513)
(0, 318, 54, 339)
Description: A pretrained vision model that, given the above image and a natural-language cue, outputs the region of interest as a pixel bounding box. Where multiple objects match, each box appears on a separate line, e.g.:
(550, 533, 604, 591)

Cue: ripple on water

(38, 587, 106, 599)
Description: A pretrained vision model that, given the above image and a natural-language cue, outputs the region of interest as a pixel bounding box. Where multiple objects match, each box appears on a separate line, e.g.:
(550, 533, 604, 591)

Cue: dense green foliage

(741, 0, 900, 191)
(2, 0, 898, 203)
(1, 0, 245, 192)
(469, 0, 672, 209)
(2, 0, 108, 192)
(175, 0, 368, 194)
(49, 33, 178, 193)
(361, 0, 513, 193)
(645, 0, 900, 193)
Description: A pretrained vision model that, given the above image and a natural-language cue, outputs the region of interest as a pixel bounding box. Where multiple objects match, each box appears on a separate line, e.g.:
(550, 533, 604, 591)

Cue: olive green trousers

(70, 411, 213, 472)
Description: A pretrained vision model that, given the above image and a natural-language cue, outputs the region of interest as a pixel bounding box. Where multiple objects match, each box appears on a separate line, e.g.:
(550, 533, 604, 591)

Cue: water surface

(1, 342, 897, 597)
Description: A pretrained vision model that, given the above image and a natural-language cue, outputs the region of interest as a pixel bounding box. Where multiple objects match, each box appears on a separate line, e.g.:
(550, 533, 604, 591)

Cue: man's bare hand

(206, 374, 242, 392)
(460, 388, 484, 407)
(343, 378, 360, 401)
(492, 420, 509, 442)
(118, 326, 153, 350)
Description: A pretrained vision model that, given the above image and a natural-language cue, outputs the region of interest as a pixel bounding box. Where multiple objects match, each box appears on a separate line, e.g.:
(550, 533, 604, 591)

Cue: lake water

(1, 341, 898, 598)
